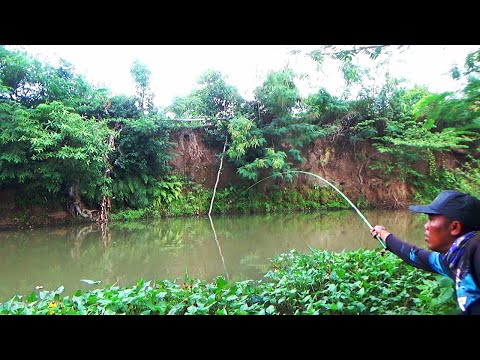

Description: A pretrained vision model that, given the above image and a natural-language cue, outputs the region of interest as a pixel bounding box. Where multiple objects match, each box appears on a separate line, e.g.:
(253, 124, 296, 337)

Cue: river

(0, 209, 428, 302)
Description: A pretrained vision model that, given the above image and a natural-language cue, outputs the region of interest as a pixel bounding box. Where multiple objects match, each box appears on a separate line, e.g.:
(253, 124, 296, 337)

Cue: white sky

(13, 45, 480, 108)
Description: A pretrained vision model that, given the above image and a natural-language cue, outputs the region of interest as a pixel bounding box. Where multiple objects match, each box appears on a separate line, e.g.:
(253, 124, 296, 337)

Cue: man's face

(423, 214, 455, 252)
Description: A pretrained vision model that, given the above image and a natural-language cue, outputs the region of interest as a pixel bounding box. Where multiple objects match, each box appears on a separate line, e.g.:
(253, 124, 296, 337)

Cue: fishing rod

(245, 170, 387, 249)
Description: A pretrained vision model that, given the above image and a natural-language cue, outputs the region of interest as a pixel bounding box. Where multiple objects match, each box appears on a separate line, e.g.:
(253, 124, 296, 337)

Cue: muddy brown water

(0, 210, 428, 302)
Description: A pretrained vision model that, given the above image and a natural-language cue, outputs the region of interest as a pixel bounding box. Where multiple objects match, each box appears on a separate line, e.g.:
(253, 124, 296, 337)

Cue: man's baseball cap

(409, 190, 480, 228)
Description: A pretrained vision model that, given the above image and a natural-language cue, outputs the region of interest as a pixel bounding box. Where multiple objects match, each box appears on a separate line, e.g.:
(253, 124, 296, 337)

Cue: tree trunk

(97, 122, 120, 224)
(67, 184, 98, 220)
(97, 195, 111, 224)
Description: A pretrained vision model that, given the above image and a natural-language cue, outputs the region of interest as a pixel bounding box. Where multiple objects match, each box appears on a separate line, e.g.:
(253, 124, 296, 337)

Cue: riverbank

(0, 207, 79, 230)
(0, 182, 355, 229)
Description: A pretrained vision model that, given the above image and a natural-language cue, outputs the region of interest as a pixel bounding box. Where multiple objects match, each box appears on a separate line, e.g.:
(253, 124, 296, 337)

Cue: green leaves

(254, 69, 299, 117)
(226, 69, 323, 182)
(0, 248, 458, 315)
(227, 115, 265, 159)
(0, 100, 112, 201)
(130, 60, 155, 114)
(151, 176, 183, 208)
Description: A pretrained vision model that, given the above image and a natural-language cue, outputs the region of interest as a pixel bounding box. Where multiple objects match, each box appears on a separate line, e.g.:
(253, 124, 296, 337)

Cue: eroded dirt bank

(168, 129, 441, 208)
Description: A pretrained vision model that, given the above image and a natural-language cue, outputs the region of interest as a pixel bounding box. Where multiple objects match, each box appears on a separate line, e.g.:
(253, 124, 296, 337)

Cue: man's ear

(450, 220, 463, 236)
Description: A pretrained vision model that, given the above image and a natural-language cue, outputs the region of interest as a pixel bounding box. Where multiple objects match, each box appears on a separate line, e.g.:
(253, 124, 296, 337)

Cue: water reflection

(209, 215, 229, 281)
(0, 210, 427, 302)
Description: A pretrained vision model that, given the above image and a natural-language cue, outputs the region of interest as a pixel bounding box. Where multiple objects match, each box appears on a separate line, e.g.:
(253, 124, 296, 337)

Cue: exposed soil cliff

(168, 129, 424, 208)
(295, 138, 414, 209)
(168, 129, 240, 187)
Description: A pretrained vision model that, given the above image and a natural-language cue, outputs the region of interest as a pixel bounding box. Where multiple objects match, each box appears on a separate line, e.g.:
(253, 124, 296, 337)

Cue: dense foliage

(0, 248, 457, 315)
(0, 44, 478, 215)
(0, 46, 176, 211)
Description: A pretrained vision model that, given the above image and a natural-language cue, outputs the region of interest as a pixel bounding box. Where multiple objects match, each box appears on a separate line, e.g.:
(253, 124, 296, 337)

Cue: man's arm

(385, 233, 449, 276)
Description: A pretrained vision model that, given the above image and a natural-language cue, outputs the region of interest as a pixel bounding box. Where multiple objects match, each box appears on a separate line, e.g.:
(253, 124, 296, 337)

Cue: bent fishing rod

(245, 170, 387, 249)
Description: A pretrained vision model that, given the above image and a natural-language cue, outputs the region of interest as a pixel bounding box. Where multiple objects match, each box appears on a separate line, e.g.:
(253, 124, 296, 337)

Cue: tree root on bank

(67, 184, 99, 221)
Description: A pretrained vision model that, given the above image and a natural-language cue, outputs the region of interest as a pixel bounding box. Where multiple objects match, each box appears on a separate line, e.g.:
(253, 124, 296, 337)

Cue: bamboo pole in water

(208, 215, 229, 281)
(208, 137, 228, 216)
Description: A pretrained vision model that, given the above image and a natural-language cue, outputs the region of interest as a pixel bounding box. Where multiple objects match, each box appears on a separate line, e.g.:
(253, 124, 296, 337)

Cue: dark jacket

(385, 231, 480, 315)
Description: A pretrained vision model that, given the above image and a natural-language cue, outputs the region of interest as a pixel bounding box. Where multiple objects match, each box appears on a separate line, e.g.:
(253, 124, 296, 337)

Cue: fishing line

(244, 170, 387, 249)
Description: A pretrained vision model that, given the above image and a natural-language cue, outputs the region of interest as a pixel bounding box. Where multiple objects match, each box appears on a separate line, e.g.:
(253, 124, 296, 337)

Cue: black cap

(409, 190, 480, 228)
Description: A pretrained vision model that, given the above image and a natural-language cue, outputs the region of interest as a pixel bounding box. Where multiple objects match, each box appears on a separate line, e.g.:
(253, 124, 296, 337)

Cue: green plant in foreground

(0, 249, 458, 315)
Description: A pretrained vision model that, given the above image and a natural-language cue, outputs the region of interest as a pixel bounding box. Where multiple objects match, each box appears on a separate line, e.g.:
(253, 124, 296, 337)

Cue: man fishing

(370, 190, 480, 315)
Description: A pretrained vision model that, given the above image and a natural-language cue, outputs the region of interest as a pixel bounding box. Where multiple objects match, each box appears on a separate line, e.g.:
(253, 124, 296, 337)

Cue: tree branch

(208, 136, 228, 216)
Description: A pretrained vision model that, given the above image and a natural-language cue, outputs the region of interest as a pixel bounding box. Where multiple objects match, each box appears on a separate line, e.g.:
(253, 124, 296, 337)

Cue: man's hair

(469, 224, 480, 232)
(445, 216, 479, 233)
(440, 217, 459, 235)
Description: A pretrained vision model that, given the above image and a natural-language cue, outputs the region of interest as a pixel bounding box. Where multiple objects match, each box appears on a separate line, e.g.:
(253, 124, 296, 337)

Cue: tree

(0, 46, 106, 113)
(229, 68, 323, 181)
(130, 59, 155, 114)
(0, 101, 112, 208)
(167, 69, 244, 147)
(108, 114, 175, 209)
(290, 45, 407, 99)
